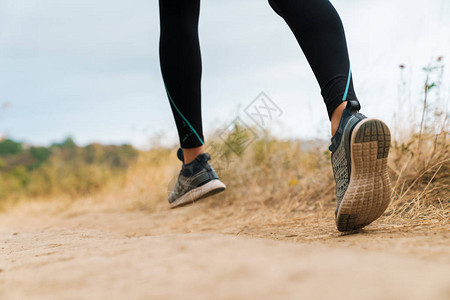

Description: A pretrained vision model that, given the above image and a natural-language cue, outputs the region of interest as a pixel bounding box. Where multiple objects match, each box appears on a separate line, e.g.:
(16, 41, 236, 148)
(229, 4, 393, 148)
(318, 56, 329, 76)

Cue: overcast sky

(1, 0, 449, 148)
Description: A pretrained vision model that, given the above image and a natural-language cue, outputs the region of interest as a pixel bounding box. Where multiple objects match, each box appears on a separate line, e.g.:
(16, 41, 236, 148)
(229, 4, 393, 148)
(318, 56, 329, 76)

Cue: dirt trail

(1, 199, 449, 300)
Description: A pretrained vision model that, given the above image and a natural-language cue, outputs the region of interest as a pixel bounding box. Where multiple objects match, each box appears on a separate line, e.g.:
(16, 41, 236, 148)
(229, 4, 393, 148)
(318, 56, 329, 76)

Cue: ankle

(182, 145, 205, 164)
(331, 101, 347, 136)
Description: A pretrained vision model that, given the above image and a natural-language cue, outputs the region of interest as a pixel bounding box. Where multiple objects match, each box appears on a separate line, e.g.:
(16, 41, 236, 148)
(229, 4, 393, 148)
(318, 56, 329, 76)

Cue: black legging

(159, 0, 358, 149)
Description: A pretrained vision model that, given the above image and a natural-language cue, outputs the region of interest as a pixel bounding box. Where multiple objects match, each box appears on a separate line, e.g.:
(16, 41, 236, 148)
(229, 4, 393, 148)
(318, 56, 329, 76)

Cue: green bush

(0, 137, 139, 201)
(0, 139, 22, 155)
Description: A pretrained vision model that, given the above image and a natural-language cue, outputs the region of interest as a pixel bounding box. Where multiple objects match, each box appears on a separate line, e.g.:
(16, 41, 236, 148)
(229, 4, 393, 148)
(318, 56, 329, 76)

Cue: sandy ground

(1, 198, 449, 300)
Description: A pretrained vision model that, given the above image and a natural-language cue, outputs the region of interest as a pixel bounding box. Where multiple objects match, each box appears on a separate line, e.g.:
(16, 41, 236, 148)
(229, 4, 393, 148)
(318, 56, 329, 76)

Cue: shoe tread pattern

(337, 119, 392, 232)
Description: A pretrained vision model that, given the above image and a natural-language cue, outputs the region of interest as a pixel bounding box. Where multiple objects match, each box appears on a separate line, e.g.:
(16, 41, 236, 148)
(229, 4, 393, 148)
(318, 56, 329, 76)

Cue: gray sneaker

(330, 100, 392, 232)
(168, 148, 226, 208)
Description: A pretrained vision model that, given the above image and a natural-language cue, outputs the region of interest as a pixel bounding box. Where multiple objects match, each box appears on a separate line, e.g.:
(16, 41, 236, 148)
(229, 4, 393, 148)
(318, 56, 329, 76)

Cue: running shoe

(329, 100, 392, 232)
(168, 148, 226, 208)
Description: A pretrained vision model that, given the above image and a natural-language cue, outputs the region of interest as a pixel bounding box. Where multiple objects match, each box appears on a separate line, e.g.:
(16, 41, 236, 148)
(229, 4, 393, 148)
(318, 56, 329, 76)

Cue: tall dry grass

(120, 130, 448, 227)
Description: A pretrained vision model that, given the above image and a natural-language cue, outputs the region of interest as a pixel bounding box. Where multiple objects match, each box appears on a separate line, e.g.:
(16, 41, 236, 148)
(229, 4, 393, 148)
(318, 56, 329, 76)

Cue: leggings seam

(164, 84, 204, 146)
(342, 66, 351, 101)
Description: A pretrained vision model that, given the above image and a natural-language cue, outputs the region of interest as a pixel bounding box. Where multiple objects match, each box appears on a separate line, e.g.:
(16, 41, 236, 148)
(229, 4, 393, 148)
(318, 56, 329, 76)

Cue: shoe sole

(170, 179, 226, 209)
(336, 118, 392, 232)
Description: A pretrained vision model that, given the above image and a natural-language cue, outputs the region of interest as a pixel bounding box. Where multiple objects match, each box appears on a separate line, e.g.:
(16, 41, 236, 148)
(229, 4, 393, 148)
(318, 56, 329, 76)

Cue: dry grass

(387, 131, 449, 223)
(98, 124, 448, 238)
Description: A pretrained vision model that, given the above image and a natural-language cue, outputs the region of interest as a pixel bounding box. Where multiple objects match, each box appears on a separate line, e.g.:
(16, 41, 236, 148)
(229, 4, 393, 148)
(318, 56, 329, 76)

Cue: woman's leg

(268, 0, 357, 135)
(268, 0, 392, 232)
(159, 0, 204, 163)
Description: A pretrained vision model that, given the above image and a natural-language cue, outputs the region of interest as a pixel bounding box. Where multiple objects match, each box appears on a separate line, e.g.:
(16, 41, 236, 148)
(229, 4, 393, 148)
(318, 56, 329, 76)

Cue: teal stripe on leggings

(164, 85, 204, 145)
(342, 67, 351, 101)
